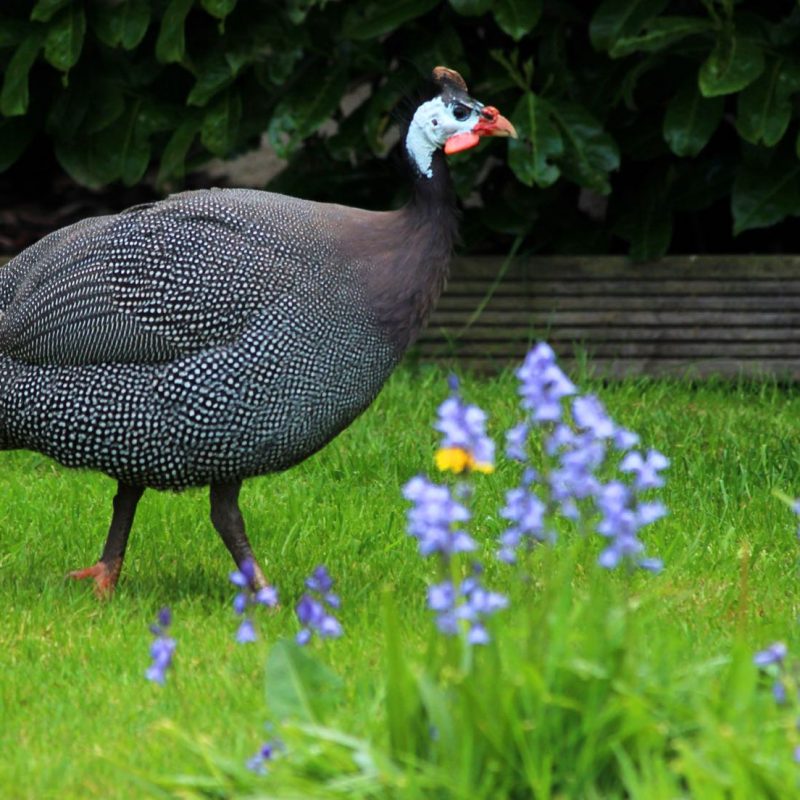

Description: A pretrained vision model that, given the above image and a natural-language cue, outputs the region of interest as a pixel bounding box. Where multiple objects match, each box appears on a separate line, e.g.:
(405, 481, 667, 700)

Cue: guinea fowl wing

(0, 189, 324, 367)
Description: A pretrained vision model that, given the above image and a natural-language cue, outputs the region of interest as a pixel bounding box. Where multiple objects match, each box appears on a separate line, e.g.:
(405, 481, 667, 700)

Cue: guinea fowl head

(405, 66, 517, 180)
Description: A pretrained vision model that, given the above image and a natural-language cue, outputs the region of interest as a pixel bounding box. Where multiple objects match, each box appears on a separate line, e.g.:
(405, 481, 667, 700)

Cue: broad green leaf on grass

(0, 117, 34, 171)
(342, 0, 439, 41)
(663, 79, 724, 157)
(508, 91, 563, 188)
(91, 0, 150, 50)
(732, 160, 800, 235)
(200, 88, 242, 155)
(0, 32, 43, 116)
(157, 118, 198, 183)
(698, 31, 765, 97)
(736, 58, 800, 147)
(610, 16, 713, 58)
(549, 99, 619, 194)
(492, 0, 542, 41)
(201, 0, 237, 19)
(265, 639, 343, 723)
(448, 0, 491, 16)
(589, 0, 668, 51)
(156, 0, 193, 63)
(29, 0, 69, 23)
(43, 4, 86, 72)
(267, 67, 348, 158)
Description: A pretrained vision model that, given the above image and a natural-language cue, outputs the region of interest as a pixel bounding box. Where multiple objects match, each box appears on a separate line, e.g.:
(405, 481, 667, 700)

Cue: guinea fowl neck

(366, 147, 457, 353)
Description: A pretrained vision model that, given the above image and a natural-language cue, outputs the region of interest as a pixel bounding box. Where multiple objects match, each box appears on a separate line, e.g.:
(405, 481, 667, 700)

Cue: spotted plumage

(0, 68, 516, 595)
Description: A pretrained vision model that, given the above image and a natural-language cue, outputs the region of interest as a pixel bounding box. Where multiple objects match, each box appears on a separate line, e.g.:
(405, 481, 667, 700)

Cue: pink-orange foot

(68, 560, 120, 599)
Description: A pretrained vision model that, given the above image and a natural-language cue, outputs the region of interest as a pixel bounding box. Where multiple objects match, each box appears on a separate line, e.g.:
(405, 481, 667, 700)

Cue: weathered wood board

(3, 252, 799, 379)
(418, 255, 800, 379)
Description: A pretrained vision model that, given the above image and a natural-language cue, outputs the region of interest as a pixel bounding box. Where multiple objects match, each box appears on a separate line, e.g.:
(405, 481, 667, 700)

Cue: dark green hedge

(2, 0, 800, 257)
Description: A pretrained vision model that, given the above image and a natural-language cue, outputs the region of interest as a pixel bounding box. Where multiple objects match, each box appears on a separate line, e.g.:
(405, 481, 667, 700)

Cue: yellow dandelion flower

(435, 447, 495, 474)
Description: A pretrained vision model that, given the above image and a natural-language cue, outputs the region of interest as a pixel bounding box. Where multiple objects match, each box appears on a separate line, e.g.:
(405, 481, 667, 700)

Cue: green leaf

(609, 16, 713, 58)
(736, 58, 800, 147)
(157, 118, 198, 183)
(200, 88, 242, 155)
(492, 0, 541, 41)
(156, 0, 193, 64)
(187, 50, 237, 106)
(267, 67, 348, 158)
(342, 0, 439, 41)
(508, 91, 562, 188)
(201, 0, 236, 19)
(84, 83, 126, 134)
(663, 78, 724, 157)
(30, 0, 70, 23)
(265, 639, 343, 723)
(549, 100, 620, 194)
(732, 159, 800, 235)
(43, 4, 86, 72)
(91, 0, 150, 50)
(589, 0, 669, 51)
(698, 30, 765, 97)
(0, 116, 34, 171)
(448, 0, 491, 16)
(0, 32, 43, 116)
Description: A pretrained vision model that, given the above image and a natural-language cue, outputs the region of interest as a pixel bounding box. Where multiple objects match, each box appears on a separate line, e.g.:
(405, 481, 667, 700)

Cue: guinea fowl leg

(69, 483, 144, 598)
(209, 482, 268, 589)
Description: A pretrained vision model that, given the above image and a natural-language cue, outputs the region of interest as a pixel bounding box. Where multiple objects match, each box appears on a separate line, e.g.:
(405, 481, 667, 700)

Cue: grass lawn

(2, 362, 800, 798)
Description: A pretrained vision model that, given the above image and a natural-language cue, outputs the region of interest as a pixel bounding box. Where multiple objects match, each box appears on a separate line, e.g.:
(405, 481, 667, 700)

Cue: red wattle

(444, 131, 480, 155)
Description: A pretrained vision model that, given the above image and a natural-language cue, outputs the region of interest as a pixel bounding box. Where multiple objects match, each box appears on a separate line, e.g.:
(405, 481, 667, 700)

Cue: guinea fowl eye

(452, 104, 470, 122)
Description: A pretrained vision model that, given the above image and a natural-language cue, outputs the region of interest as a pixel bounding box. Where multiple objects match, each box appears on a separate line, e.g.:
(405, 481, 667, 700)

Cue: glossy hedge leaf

(187, 50, 237, 106)
(610, 16, 713, 58)
(549, 100, 619, 194)
(736, 58, 800, 147)
(508, 91, 562, 188)
(699, 31, 764, 97)
(0, 32, 43, 116)
(30, 0, 70, 23)
(201, 0, 236, 20)
(493, 0, 541, 41)
(342, 0, 439, 41)
(0, 116, 34, 171)
(90, 0, 150, 50)
(663, 78, 723, 157)
(200, 88, 242, 155)
(732, 159, 800, 235)
(589, 0, 668, 51)
(157, 117, 198, 183)
(268, 67, 348, 158)
(156, 0, 193, 64)
(265, 638, 343, 723)
(448, 0, 491, 16)
(43, 4, 86, 72)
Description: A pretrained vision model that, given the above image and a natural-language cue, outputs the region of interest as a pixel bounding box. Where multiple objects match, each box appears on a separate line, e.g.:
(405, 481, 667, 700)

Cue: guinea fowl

(0, 67, 516, 596)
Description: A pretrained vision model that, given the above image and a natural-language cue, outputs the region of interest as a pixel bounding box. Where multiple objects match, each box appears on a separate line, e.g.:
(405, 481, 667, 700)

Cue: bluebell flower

(505, 422, 529, 461)
(402, 476, 475, 558)
(246, 741, 277, 775)
(620, 449, 670, 490)
(296, 565, 343, 645)
(425, 574, 507, 644)
(754, 642, 788, 667)
(145, 607, 176, 685)
(515, 342, 576, 422)
(229, 558, 278, 644)
(498, 486, 547, 562)
(572, 395, 615, 440)
(433, 383, 496, 473)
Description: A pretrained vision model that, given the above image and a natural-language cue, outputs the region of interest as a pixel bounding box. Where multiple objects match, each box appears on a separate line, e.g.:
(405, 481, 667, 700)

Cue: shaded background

(2, 0, 800, 259)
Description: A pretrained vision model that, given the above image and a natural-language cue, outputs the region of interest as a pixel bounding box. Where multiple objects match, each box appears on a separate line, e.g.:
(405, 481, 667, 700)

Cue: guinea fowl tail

(0, 353, 17, 450)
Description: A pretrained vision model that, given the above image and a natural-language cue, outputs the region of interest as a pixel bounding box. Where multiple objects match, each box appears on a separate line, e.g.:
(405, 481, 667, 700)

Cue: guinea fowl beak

(473, 106, 518, 138)
(443, 105, 517, 155)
